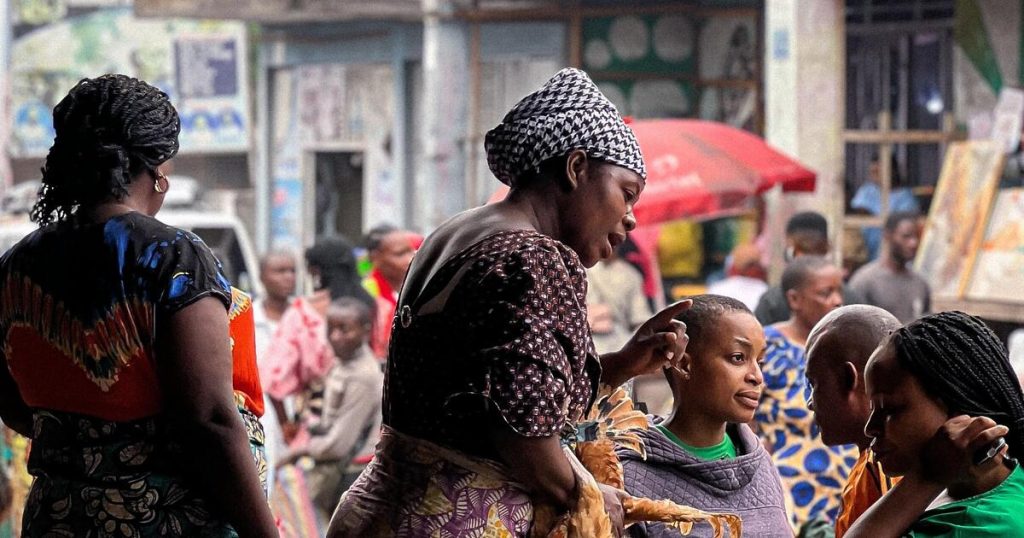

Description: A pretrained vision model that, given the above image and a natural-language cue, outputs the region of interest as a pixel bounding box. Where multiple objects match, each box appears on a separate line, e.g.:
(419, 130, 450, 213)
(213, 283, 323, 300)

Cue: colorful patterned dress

(333, 230, 601, 537)
(0, 212, 266, 537)
(754, 325, 858, 530)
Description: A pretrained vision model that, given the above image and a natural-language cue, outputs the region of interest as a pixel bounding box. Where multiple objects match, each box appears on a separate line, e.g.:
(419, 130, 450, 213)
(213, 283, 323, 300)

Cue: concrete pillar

(254, 41, 271, 253)
(0, 0, 11, 195)
(764, 0, 845, 278)
(417, 0, 469, 231)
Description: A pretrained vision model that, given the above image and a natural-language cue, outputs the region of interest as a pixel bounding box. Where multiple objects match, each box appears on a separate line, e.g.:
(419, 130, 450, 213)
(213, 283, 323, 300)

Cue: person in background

(754, 256, 858, 531)
(278, 297, 383, 524)
(620, 295, 791, 537)
(657, 221, 704, 302)
(254, 250, 297, 356)
(847, 212, 930, 324)
(362, 224, 421, 359)
(846, 311, 1024, 537)
(707, 243, 768, 312)
(0, 74, 275, 536)
(253, 250, 297, 496)
(755, 212, 865, 326)
(587, 239, 653, 355)
(805, 305, 901, 537)
(264, 237, 374, 443)
(850, 155, 921, 262)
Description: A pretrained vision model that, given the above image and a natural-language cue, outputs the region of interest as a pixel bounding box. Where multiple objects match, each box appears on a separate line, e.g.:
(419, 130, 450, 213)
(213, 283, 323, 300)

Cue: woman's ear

(785, 288, 800, 312)
(562, 149, 589, 192)
(677, 351, 695, 380)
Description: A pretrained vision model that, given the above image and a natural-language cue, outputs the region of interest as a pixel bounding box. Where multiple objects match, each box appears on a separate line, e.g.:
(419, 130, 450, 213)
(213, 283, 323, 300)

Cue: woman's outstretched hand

(601, 300, 691, 388)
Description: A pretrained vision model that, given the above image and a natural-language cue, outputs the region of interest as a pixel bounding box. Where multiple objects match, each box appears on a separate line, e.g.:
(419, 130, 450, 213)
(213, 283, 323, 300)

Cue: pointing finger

(647, 300, 692, 329)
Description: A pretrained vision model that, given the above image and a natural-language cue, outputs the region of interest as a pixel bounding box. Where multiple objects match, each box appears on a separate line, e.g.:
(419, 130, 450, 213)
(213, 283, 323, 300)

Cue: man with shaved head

(805, 305, 901, 537)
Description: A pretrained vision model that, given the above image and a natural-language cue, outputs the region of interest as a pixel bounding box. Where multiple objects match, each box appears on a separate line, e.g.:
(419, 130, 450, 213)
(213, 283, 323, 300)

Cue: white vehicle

(0, 178, 262, 296)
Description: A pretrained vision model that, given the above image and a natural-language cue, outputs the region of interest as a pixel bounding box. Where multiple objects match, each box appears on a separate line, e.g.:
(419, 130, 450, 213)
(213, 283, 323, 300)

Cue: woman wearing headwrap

(328, 68, 690, 537)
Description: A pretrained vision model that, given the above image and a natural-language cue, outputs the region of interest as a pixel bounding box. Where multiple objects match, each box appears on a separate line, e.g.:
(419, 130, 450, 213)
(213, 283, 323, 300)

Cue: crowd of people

(0, 70, 1022, 538)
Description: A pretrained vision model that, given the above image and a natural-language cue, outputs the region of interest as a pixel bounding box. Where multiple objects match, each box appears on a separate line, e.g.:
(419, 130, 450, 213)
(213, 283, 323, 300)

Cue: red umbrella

(488, 119, 816, 226)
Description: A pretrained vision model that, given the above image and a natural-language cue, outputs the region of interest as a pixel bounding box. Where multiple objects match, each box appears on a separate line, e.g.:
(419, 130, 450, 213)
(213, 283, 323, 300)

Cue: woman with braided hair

(846, 310, 1024, 537)
(0, 75, 277, 536)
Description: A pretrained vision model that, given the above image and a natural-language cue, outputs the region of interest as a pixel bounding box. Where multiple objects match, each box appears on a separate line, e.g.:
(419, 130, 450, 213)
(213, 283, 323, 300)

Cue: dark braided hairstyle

(890, 311, 1024, 461)
(31, 74, 180, 226)
(305, 236, 375, 310)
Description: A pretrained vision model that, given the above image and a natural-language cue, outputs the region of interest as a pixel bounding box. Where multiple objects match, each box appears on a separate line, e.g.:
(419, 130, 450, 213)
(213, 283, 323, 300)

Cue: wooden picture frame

(965, 188, 1024, 304)
(914, 141, 1003, 299)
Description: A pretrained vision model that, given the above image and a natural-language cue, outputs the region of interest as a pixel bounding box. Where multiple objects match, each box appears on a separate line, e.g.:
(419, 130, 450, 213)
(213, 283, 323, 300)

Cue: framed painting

(966, 188, 1024, 303)
(914, 141, 1004, 299)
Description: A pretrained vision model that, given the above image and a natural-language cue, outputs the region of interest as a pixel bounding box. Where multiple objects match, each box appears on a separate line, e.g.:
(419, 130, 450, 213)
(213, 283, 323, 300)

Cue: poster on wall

(914, 141, 1004, 299)
(965, 188, 1024, 303)
(10, 6, 249, 157)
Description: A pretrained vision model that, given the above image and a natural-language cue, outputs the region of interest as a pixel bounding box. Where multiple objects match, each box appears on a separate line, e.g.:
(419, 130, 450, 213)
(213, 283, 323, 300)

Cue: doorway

(312, 151, 364, 243)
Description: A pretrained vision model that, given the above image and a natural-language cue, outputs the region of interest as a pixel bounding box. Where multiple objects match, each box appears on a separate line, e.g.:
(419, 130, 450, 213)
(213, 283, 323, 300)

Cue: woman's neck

(663, 404, 728, 448)
(262, 296, 289, 322)
(502, 187, 562, 240)
(78, 201, 139, 223)
(777, 319, 812, 347)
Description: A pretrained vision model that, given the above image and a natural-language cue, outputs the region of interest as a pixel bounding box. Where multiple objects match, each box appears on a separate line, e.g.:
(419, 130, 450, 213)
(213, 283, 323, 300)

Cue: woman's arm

(843, 474, 945, 538)
(157, 297, 277, 538)
(489, 425, 578, 509)
(845, 415, 1010, 538)
(490, 426, 627, 536)
(601, 301, 691, 388)
(0, 348, 31, 437)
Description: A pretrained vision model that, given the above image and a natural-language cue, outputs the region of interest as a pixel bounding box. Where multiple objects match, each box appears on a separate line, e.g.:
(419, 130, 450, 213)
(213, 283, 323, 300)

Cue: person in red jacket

(361, 224, 422, 358)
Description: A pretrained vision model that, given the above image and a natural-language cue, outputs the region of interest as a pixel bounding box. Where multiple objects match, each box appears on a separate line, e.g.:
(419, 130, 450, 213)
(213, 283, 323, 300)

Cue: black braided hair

(891, 311, 1024, 461)
(31, 74, 180, 226)
(304, 236, 375, 310)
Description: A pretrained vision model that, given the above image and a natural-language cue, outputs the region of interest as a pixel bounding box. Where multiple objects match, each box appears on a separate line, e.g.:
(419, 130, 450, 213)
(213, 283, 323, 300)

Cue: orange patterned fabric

(229, 287, 264, 417)
(0, 214, 233, 422)
(835, 449, 897, 537)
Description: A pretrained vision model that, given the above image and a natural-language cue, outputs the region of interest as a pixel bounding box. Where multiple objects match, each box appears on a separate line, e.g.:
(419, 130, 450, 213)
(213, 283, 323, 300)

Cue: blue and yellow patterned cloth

(755, 325, 858, 530)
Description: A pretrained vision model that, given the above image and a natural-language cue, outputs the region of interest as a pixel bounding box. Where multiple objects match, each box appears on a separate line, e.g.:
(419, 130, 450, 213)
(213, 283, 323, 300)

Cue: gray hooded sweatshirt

(619, 420, 792, 538)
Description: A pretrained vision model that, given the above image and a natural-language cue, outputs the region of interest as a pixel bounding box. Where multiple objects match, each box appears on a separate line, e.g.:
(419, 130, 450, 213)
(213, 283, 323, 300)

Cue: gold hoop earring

(154, 173, 168, 194)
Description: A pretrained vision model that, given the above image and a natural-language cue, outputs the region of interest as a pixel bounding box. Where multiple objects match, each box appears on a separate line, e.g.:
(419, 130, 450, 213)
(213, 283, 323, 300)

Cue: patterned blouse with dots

(754, 325, 859, 530)
(383, 229, 601, 457)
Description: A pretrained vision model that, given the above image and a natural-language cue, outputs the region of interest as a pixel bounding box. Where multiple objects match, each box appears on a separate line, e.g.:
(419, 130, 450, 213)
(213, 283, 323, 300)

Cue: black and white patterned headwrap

(485, 68, 646, 187)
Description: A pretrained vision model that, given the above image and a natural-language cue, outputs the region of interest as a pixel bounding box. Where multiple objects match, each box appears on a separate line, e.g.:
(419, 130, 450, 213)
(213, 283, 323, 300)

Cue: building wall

(954, 0, 1023, 127)
(262, 20, 568, 249)
(763, 0, 845, 279)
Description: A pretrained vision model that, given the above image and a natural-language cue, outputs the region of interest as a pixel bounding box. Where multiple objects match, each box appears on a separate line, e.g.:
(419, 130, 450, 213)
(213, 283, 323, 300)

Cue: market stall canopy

(488, 119, 816, 226)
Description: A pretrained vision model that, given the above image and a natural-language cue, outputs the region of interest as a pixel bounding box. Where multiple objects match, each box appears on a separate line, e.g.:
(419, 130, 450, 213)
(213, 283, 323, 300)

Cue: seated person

(278, 297, 383, 523)
(846, 311, 1024, 537)
(620, 294, 791, 537)
(850, 155, 920, 261)
(805, 305, 901, 537)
